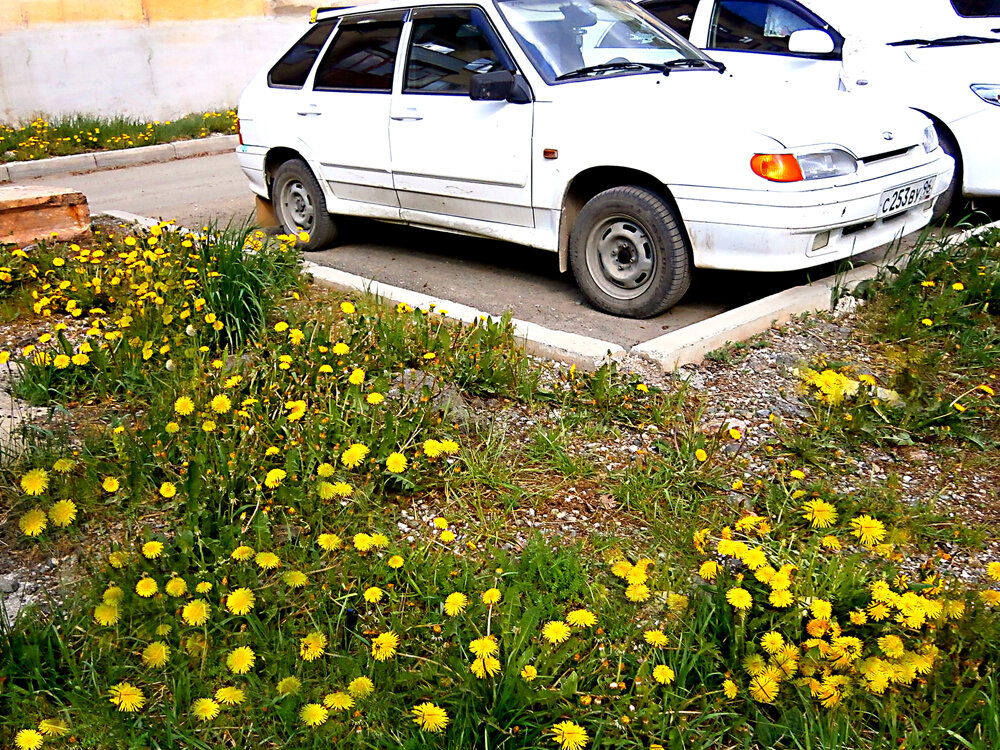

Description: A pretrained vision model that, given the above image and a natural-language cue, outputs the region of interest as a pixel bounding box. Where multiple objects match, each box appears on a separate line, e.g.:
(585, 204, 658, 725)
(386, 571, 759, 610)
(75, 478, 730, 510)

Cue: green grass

(1, 224, 999, 749)
(0, 110, 237, 162)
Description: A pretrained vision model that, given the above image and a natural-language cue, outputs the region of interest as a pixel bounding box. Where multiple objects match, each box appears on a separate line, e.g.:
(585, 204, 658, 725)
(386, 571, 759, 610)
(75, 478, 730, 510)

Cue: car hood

(551, 72, 930, 157)
(807, 0, 999, 43)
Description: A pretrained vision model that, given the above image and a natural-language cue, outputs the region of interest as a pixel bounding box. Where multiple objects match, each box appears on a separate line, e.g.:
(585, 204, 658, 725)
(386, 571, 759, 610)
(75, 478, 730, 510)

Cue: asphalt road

(15, 152, 986, 349)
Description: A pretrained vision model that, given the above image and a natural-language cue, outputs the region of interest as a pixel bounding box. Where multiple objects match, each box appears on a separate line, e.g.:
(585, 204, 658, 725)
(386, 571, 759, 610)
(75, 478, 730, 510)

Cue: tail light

(237, 118, 243, 146)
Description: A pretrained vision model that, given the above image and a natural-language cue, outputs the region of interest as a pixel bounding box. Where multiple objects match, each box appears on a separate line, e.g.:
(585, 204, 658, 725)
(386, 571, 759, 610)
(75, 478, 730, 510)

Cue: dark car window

(405, 7, 514, 93)
(314, 12, 406, 92)
(640, 1, 697, 38)
(951, 0, 1000, 16)
(268, 21, 337, 88)
(709, 0, 841, 56)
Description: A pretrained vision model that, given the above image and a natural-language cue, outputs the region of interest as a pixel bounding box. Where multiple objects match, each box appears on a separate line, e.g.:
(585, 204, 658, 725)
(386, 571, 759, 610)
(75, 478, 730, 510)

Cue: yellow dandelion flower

(135, 577, 158, 598)
(299, 703, 329, 727)
(424, 440, 445, 458)
(226, 588, 255, 615)
(366, 392, 384, 405)
(388, 555, 404, 569)
(521, 664, 538, 681)
(471, 655, 502, 678)
(372, 630, 399, 661)
(348, 675, 374, 698)
(284, 570, 309, 588)
(444, 592, 468, 616)
(652, 664, 675, 685)
(748, 675, 779, 703)
(231, 545, 255, 561)
(15, 730, 44, 750)
(440, 529, 456, 542)
(20, 468, 49, 496)
(626, 583, 651, 602)
(695, 449, 708, 462)
(726, 587, 752, 610)
(142, 641, 170, 668)
(323, 691, 354, 710)
(644, 630, 669, 648)
(108, 682, 145, 712)
(182, 599, 210, 625)
(987, 562, 1000, 582)
(165, 578, 188, 599)
(412, 702, 449, 733)
(723, 679, 738, 698)
(255, 551, 281, 570)
(551, 720, 589, 750)
(191, 698, 220, 722)
(174, 396, 195, 416)
(353, 533, 374, 551)
(226, 646, 255, 674)
(210, 394, 231, 413)
(94, 603, 120, 626)
(482, 587, 502, 605)
(386, 452, 407, 473)
(37, 718, 69, 737)
(850, 515, 886, 547)
(215, 686, 245, 705)
(102, 476, 119, 493)
(341, 443, 369, 468)
(300, 631, 327, 661)
(340, 301, 356, 314)
(566, 609, 597, 628)
(141, 541, 164, 559)
(159, 482, 177, 498)
(264, 468, 286, 489)
(348, 368, 365, 385)
(698, 560, 719, 581)
(52, 458, 75, 474)
(542, 620, 571, 644)
(364, 586, 384, 603)
(19, 508, 48, 536)
(317, 533, 342, 551)
(470, 635, 499, 658)
(760, 631, 785, 654)
(801, 500, 837, 529)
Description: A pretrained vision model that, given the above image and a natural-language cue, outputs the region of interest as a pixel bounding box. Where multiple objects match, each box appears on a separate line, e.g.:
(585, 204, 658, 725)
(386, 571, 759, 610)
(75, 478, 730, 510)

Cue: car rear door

(389, 6, 534, 229)
(296, 10, 406, 221)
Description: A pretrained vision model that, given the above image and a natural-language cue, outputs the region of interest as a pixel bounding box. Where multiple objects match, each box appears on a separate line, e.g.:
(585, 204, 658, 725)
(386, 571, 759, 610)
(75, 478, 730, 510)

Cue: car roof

(313, 0, 485, 21)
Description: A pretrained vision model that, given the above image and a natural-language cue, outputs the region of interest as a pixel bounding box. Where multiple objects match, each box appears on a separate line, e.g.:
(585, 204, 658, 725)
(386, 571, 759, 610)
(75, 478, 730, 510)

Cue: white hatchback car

(639, 0, 1000, 218)
(236, 0, 953, 317)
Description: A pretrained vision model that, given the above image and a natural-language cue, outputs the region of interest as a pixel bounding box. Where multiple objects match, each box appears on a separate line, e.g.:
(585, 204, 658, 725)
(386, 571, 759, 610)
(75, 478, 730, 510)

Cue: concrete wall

(0, 17, 308, 121)
(0, 0, 272, 30)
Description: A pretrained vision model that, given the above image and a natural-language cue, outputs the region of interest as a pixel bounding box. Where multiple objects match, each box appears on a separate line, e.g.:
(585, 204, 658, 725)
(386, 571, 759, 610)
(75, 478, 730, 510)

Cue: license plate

(877, 177, 935, 218)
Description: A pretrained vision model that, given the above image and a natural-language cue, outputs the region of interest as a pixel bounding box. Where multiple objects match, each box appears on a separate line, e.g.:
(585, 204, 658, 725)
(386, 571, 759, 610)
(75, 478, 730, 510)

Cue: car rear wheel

(272, 159, 338, 250)
(569, 186, 691, 318)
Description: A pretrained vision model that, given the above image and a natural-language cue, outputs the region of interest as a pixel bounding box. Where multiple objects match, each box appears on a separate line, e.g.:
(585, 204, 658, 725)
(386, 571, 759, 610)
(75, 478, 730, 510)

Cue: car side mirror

(470, 70, 532, 104)
(787, 29, 835, 55)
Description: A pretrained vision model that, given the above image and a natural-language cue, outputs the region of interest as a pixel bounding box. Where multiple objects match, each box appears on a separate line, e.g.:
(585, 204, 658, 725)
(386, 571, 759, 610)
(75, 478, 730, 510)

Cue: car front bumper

(673, 155, 954, 272)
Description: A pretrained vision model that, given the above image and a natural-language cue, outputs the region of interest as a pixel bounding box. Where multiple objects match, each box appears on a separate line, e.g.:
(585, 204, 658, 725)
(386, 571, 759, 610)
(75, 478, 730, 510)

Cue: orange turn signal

(751, 153, 804, 182)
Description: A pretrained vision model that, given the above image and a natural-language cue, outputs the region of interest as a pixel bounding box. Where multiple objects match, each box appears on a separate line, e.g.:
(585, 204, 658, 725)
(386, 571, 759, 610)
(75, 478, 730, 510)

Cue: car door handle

(296, 110, 323, 116)
(391, 109, 423, 121)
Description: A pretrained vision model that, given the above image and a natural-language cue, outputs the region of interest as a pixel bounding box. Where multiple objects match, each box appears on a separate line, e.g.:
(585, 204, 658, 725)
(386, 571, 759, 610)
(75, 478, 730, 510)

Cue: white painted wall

(0, 18, 306, 122)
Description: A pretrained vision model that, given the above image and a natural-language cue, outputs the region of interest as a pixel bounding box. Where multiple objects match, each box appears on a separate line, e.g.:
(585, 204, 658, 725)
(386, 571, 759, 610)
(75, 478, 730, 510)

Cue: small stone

(0, 577, 18, 594)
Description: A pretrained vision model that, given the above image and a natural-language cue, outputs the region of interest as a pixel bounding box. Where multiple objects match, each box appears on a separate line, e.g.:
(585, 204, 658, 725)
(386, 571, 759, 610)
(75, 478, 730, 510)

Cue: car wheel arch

(559, 167, 689, 273)
(264, 147, 310, 198)
(914, 111, 963, 186)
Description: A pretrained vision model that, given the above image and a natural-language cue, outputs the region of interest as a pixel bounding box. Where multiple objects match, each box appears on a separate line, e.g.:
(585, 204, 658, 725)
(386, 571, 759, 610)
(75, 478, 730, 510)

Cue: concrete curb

(93, 209, 999, 374)
(2, 135, 237, 182)
(302, 262, 626, 371)
(632, 218, 1000, 372)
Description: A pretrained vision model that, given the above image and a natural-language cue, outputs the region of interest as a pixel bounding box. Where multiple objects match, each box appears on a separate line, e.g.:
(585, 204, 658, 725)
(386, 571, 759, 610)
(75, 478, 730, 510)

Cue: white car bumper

(949, 105, 1000, 197)
(236, 145, 269, 199)
(673, 155, 954, 272)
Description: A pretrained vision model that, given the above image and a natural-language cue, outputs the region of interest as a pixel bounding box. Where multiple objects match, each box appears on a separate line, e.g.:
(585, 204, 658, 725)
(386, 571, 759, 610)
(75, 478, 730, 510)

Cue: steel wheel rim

(584, 214, 657, 300)
(280, 179, 315, 232)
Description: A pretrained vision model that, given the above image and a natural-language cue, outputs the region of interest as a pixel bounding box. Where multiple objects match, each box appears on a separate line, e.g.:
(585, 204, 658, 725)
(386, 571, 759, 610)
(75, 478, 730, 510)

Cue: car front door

(702, 0, 843, 90)
(297, 10, 406, 221)
(389, 6, 534, 229)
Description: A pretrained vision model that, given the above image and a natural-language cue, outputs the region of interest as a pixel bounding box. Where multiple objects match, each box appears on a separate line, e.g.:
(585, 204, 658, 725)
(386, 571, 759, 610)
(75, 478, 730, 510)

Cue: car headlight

(971, 84, 1000, 106)
(922, 124, 939, 154)
(751, 149, 858, 182)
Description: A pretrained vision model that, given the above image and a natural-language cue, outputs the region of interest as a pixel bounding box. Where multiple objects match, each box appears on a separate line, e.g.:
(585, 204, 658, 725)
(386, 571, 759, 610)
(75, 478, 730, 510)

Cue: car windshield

(809, 0, 1000, 42)
(495, 0, 709, 81)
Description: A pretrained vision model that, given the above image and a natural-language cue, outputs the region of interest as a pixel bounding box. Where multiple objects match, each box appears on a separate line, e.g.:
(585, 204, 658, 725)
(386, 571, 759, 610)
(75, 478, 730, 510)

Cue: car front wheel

(272, 159, 338, 250)
(569, 186, 691, 318)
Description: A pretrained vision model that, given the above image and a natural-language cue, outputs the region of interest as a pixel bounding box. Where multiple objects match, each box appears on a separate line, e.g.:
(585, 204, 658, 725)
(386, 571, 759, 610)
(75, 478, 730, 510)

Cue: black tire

(569, 185, 691, 318)
(932, 125, 962, 223)
(272, 159, 338, 250)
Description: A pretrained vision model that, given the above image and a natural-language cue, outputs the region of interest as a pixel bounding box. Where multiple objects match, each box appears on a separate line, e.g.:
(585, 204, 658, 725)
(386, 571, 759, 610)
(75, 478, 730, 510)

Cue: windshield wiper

(555, 62, 655, 81)
(659, 57, 726, 75)
(889, 35, 1000, 47)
